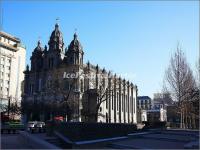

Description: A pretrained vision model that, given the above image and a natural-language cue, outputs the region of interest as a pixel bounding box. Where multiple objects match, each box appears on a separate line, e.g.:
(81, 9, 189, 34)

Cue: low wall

(46, 122, 137, 142)
(142, 121, 166, 129)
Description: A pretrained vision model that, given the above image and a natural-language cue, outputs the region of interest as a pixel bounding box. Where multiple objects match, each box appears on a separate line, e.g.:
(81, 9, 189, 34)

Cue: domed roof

(68, 33, 83, 52)
(31, 40, 43, 59)
(48, 23, 64, 51)
(34, 40, 44, 52)
(50, 23, 63, 40)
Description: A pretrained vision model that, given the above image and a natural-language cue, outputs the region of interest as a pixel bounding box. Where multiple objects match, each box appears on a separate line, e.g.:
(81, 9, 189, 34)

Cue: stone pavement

(1, 129, 199, 149)
(109, 129, 199, 149)
(110, 137, 185, 149)
(1, 133, 34, 149)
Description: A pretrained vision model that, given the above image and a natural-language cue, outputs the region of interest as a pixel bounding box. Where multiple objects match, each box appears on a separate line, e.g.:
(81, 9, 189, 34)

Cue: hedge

(46, 122, 137, 142)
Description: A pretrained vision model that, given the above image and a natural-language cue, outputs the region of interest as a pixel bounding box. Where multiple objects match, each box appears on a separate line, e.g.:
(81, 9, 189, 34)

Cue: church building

(22, 23, 138, 124)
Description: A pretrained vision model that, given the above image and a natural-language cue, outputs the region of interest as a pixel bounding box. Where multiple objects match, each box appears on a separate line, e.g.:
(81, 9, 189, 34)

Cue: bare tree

(4, 97, 21, 121)
(48, 68, 82, 122)
(82, 69, 127, 123)
(81, 69, 113, 122)
(164, 45, 198, 128)
(94, 74, 117, 122)
(82, 81, 105, 122)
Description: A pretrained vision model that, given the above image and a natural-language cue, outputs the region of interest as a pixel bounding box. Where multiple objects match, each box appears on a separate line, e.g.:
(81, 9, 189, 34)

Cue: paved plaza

(109, 130, 199, 149)
(1, 133, 33, 149)
(1, 129, 199, 149)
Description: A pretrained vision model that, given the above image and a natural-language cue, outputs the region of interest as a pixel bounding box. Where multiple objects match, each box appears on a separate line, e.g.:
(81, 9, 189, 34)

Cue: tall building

(23, 23, 138, 123)
(0, 31, 26, 113)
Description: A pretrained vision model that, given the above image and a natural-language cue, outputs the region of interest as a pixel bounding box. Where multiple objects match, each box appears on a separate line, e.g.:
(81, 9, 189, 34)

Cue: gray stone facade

(23, 23, 138, 123)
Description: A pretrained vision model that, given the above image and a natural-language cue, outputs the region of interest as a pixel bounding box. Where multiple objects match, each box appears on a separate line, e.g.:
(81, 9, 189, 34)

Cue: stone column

(114, 75, 116, 123)
(130, 84, 133, 123)
(123, 79, 126, 123)
(119, 77, 121, 123)
(108, 76, 111, 123)
(127, 81, 130, 123)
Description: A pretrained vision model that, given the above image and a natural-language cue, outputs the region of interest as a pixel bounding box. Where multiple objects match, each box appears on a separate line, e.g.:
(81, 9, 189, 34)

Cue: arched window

(102, 78, 105, 88)
(74, 55, 76, 64)
(117, 92, 119, 111)
(69, 56, 73, 64)
(122, 94, 124, 112)
(48, 58, 54, 68)
(80, 80, 84, 92)
(51, 58, 54, 68)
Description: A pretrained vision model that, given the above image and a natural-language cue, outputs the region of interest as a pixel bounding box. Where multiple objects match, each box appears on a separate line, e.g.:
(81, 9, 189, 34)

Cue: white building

(147, 108, 167, 122)
(137, 109, 147, 123)
(0, 31, 26, 114)
(137, 96, 152, 110)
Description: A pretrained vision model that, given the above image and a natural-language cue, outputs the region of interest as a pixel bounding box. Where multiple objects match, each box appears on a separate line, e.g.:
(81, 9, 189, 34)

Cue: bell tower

(65, 32, 84, 66)
(30, 40, 44, 71)
(48, 23, 64, 52)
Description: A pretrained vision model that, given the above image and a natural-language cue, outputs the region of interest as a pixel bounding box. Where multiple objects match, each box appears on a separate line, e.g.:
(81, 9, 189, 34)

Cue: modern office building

(0, 31, 26, 115)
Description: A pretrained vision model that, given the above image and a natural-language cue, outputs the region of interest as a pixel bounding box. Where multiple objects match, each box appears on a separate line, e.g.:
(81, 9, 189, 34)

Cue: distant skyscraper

(0, 31, 26, 112)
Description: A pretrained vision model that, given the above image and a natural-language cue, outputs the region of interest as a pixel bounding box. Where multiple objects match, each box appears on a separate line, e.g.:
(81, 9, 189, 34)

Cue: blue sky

(1, 1, 199, 98)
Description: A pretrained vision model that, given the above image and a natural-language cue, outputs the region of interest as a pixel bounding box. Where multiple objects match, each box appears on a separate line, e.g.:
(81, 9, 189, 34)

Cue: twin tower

(30, 23, 84, 72)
